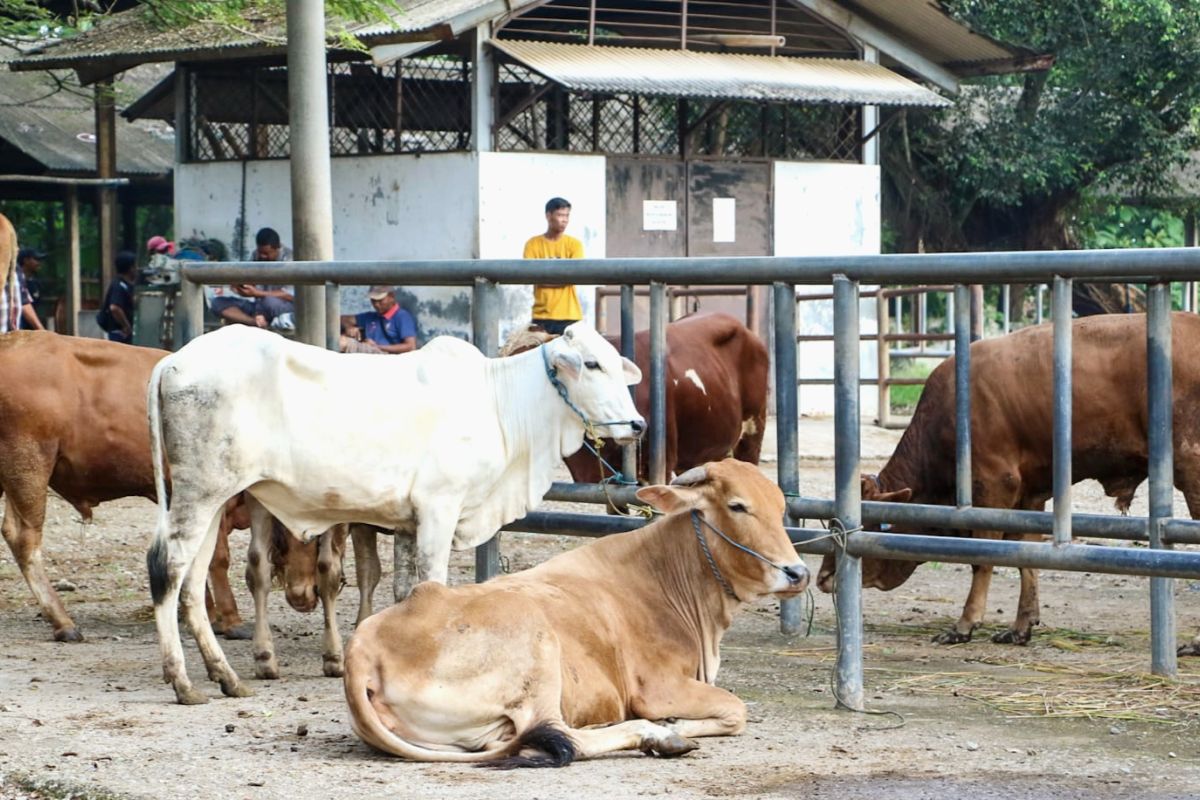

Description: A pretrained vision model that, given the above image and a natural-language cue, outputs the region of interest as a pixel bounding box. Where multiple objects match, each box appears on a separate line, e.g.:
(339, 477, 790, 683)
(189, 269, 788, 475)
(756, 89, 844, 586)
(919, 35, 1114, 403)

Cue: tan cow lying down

(343, 459, 808, 766)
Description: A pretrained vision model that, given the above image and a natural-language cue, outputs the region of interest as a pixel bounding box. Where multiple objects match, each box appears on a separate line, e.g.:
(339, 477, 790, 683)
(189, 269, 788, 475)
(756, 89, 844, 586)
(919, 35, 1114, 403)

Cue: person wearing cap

(523, 197, 583, 336)
(339, 286, 417, 354)
(16, 247, 46, 330)
(146, 235, 175, 258)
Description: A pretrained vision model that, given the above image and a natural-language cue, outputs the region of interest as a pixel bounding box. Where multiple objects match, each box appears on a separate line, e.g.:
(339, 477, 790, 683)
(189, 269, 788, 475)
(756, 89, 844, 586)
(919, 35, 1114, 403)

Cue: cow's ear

(621, 357, 642, 386)
(636, 485, 695, 514)
(553, 349, 583, 379)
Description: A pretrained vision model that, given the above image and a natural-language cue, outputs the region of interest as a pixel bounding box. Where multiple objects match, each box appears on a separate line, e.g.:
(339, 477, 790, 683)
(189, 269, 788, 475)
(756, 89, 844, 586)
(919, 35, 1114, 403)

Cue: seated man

(339, 285, 417, 354)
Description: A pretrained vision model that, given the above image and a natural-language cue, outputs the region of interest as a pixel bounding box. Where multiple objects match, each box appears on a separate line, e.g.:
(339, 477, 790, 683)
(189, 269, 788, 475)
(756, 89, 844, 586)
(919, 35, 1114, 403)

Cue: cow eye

(585, 360, 602, 371)
(728, 501, 749, 513)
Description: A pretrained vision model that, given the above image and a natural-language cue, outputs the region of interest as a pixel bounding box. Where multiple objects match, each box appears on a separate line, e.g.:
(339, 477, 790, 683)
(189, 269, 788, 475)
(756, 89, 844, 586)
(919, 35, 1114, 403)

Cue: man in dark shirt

(99, 251, 138, 343)
(16, 247, 45, 331)
(339, 285, 417, 354)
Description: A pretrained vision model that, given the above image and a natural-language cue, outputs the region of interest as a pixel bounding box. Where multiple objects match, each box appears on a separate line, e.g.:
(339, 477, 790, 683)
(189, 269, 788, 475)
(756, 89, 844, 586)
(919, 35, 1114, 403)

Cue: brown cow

(816, 313, 1200, 649)
(342, 459, 809, 765)
(0, 332, 334, 649)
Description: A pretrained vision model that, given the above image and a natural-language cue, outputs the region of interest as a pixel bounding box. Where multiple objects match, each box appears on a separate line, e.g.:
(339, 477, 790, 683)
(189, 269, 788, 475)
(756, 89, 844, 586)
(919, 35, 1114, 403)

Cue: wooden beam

(789, 0, 959, 93)
(94, 79, 118, 293)
(64, 185, 80, 336)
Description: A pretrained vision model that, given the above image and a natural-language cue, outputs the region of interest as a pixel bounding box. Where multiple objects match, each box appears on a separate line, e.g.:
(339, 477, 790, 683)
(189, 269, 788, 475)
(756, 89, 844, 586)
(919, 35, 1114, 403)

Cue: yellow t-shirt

(524, 234, 584, 321)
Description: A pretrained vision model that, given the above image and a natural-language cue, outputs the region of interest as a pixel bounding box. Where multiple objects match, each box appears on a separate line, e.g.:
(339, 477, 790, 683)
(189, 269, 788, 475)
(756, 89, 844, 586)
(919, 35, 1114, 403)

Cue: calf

(343, 459, 808, 765)
(816, 313, 1200, 648)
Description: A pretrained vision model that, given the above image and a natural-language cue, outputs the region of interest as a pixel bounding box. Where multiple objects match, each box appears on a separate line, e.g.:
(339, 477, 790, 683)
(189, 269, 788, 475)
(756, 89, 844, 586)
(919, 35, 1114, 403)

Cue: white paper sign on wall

(642, 200, 677, 231)
(713, 197, 736, 243)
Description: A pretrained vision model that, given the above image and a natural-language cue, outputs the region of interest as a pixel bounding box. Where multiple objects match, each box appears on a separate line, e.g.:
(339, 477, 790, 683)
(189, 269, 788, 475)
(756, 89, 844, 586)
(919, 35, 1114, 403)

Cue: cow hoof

(991, 629, 1030, 645)
(53, 627, 83, 643)
(323, 658, 344, 678)
(1177, 643, 1200, 657)
(219, 678, 253, 698)
(931, 629, 972, 645)
(222, 623, 253, 641)
(255, 663, 280, 680)
(175, 686, 210, 705)
(642, 733, 699, 758)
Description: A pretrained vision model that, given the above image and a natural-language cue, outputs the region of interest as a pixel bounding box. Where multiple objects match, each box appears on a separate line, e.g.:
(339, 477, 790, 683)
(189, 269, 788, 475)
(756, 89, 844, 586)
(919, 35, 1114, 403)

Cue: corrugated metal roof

(0, 65, 174, 175)
(845, 0, 1019, 67)
(492, 40, 951, 107)
(8, 0, 531, 70)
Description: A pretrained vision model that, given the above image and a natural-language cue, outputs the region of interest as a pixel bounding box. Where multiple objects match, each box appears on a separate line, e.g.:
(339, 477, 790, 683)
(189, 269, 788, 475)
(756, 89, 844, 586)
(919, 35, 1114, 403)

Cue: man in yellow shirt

(524, 197, 583, 335)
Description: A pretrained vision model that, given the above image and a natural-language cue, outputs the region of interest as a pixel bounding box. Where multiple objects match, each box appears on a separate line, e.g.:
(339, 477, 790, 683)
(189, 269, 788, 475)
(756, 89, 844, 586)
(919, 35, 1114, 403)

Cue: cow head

(546, 322, 645, 445)
(269, 521, 347, 613)
(636, 459, 809, 600)
(816, 475, 915, 594)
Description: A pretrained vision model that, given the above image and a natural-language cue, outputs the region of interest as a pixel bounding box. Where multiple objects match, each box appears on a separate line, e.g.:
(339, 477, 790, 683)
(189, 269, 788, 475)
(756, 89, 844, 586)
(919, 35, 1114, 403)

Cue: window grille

(185, 56, 471, 162)
(495, 58, 860, 162)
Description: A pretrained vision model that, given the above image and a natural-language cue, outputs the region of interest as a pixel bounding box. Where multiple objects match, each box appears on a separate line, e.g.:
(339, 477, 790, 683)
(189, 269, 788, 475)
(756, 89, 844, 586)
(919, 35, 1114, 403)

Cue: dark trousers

(533, 319, 578, 335)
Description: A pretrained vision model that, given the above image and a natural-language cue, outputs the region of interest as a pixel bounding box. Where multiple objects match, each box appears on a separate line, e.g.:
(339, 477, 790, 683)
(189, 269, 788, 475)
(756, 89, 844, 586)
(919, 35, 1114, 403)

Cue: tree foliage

(884, 0, 1200, 253)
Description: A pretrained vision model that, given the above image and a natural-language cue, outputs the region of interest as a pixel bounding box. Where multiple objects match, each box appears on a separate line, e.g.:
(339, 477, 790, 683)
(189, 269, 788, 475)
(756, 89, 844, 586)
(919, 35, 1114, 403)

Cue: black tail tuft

(483, 722, 578, 770)
(147, 538, 169, 604)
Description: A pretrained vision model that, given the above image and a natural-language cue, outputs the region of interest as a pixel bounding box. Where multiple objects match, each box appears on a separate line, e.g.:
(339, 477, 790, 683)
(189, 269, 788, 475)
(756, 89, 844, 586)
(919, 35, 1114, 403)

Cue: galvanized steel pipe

(648, 281, 667, 485)
(953, 284, 971, 508)
(1052, 276, 1073, 544)
(773, 283, 803, 634)
(832, 276, 864, 711)
(1147, 283, 1176, 676)
(620, 284, 637, 483)
(472, 277, 502, 582)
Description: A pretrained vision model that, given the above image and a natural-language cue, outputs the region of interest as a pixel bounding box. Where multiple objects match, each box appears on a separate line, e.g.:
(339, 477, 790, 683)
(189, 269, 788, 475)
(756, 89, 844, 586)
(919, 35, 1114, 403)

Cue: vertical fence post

(324, 282, 340, 352)
(832, 275, 863, 710)
(1002, 284, 1011, 335)
(773, 282, 802, 634)
(177, 275, 205, 345)
(876, 287, 890, 428)
(1052, 276, 1073, 545)
(620, 285, 638, 483)
(1036, 284, 1045, 325)
(1147, 282, 1177, 677)
(953, 284, 972, 508)
(472, 277, 501, 582)
(648, 281, 667, 486)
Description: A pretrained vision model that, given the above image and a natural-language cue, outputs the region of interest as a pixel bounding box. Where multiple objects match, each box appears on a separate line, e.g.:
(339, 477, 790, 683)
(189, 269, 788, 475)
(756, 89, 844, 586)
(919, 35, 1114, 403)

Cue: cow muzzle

(775, 562, 811, 595)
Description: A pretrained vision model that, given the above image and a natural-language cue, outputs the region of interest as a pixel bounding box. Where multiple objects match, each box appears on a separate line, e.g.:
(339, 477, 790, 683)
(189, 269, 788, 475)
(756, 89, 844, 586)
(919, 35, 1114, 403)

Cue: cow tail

(484, 722, 578, 770)
(146, 357, 172, 605)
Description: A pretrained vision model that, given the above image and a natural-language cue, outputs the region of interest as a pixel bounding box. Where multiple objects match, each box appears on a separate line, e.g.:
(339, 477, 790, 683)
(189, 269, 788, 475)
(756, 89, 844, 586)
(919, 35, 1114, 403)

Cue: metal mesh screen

(185, 57, 471, 162)
(495, 58, 859, 161)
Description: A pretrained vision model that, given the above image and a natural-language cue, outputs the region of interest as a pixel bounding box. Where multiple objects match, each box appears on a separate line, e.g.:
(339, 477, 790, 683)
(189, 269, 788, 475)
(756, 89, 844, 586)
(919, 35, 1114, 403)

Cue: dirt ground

(3, 423, 1200, 800)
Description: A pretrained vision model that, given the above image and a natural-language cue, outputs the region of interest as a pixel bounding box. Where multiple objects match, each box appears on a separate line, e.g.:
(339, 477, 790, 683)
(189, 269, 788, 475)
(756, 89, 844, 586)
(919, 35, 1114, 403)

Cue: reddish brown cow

(510, 313, 765, 484)
(816, 313, 1200, 649)
(0, 332, 328, 644)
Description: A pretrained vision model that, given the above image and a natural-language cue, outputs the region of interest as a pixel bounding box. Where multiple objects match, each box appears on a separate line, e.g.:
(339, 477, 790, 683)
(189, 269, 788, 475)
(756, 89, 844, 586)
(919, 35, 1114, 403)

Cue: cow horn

(671, 466, 708, 486)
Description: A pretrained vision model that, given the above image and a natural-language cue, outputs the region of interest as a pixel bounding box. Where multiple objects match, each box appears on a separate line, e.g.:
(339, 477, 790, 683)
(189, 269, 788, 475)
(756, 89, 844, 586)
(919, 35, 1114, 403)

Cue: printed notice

(712, 197, 736, 243)
(642, 200, 677, 231)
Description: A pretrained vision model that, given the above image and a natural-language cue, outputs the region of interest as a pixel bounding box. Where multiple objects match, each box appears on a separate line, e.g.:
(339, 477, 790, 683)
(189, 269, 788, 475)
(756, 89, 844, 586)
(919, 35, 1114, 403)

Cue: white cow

(146, 323, 644, 705)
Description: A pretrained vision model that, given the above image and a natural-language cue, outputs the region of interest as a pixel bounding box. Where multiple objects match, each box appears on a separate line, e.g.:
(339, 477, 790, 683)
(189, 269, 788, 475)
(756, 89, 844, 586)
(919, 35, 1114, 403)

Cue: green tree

(884, 1, 1200, 253)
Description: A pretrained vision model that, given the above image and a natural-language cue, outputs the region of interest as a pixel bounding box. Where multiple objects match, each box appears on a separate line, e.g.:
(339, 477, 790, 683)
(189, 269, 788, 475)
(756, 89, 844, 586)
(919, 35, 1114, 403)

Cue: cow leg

(993, 555, 1040, 645)
(565, 720, 697, 760)
(633, 679, 747, 740)
(206, 515, 251, 640)
(181, 517, 252, 699)
(2, 489, 82, 642)
(1175, 477, 1200, 656)
(350, 523, 381, 624)
(243, 497, 281, 680)
(394, 531, 419, 601)
(732, 408, 767, 464)
(317, 525, 348, 677)
(932, 531, 1005, 644)
(149, 501, 245, 705)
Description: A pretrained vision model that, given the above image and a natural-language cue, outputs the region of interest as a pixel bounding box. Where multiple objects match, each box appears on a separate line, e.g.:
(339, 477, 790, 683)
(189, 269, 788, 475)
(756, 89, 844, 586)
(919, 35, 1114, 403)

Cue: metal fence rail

(178, 244, 1200, 709)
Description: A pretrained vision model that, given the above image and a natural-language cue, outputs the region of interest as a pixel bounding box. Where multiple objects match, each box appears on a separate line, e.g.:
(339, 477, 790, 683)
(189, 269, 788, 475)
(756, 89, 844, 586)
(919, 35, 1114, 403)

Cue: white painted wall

(175, 153, 481, 339)
(773, 161, 882, 418)
(478, 151, 607, 343)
